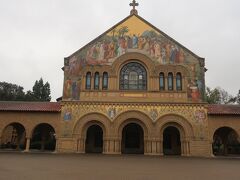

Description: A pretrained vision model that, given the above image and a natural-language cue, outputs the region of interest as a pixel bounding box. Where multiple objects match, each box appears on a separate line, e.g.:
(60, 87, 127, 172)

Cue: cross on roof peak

(129, 0, 139, 15)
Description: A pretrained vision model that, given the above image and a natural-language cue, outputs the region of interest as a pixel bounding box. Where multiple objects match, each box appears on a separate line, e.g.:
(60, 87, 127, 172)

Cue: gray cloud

(0, 0, 239, 100)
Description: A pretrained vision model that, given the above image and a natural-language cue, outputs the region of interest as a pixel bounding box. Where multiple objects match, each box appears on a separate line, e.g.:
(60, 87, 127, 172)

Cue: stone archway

(121, 122, 144, 154)
(157, 114, 193, 156)
(114, 111, 152, 154)
(163, 126, 181, 155)
(30, 123, 56, 151)
(1, 122, 26, 150)
(73, 113, 110, 153)
(85, 124, 103, 153)
(212, 127, 240, 156)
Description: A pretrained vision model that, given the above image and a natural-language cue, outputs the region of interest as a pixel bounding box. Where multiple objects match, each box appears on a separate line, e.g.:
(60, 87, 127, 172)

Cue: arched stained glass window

(168, 73, 173, 91)
(94, 72, 100, 90)
(86, 72, 91, 90)
(159, 72, 165, 90)
(120, 62, 147, 90)
(176, 73, 182, 91)
(102, 72, 108, 90)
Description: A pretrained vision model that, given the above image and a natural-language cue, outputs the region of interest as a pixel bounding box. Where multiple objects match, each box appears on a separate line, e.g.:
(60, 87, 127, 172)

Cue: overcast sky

(0, 0, 240, 101)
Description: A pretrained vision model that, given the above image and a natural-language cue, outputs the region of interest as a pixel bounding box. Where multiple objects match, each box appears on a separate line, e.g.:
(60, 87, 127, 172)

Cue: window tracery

(120, 62, 147, 90)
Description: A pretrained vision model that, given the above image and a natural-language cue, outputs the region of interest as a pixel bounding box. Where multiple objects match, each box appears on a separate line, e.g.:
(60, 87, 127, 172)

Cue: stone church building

(0, 2, 239, 157)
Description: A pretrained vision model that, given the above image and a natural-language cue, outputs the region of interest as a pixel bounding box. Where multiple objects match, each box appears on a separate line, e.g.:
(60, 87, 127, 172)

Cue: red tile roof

(208, 104, 240, 115)
(0, 101, 61, 112)
(0, 102, 239, 115)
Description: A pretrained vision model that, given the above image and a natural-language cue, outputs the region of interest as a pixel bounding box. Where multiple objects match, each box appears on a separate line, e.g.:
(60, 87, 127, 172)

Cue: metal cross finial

(130, 0, 139, 15)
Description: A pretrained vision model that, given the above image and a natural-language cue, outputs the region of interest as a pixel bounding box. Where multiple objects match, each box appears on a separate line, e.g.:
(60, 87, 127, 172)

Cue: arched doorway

(163, 126, 181, 155)
(121, 123, 144, 154)
(30, 123, 56, 151)
(213, 127, 240, 156)
(85, 125, 103, 153)
(1, 123, 26, 150)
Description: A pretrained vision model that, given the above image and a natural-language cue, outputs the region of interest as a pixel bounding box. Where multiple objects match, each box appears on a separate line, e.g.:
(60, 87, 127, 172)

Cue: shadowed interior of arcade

(30, 123, 56, 151)
(212, 127, 240, 156)
(1, 123, 26, 150)
(163, 126, 181, 155)
(121, 122, 144, 154)
(85, 125, 103, 153)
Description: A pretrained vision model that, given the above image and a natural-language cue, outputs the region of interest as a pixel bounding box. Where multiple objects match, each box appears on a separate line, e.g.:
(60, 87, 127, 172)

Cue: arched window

(176, 73, 182, 91)
(168, 73, 173, 91)
(94, 72, 100, 90)
(120, 62, 147, 90)
(102, 72, 108, 90)
(86, 72, 91, 90)
(159, 72, 165, 90)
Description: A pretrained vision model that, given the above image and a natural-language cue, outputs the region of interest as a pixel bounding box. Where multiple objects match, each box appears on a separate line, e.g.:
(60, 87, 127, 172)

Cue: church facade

(0, 3, 240, 157)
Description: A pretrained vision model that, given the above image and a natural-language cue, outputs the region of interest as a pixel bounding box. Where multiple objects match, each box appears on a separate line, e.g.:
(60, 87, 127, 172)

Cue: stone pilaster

(24, 137, 31, 152)
(77, 137, 85, 153)
(144, 139, 161, 155)
(103, 137, 121, 154)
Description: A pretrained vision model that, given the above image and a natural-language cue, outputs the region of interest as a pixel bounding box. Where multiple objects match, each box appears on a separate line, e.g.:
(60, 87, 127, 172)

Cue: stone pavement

(0, 152, 240, 180)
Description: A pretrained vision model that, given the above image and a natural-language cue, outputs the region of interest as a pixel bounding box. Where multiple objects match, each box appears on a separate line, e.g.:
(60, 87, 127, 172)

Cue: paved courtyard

(0, 152, 240, 180)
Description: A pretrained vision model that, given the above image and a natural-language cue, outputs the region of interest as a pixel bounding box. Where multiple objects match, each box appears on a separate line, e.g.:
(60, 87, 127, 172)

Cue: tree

(32, 78, 51, 101)
(236, 90, 240, 104)
(0, 78, 51, 102)
(0, 82, 26, 101)
(217, 87, 235, 104)
(205, 87, 221, 104)
(118, 26, 129, 37)
(205, 87, 236, 104)
(24, 90, 35, 101)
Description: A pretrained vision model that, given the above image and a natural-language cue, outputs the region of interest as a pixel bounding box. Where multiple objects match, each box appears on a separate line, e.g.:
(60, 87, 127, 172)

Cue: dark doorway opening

(121, 123, 144, 154)
(85, 125, 103, 153)
(163, 126, 181, 155)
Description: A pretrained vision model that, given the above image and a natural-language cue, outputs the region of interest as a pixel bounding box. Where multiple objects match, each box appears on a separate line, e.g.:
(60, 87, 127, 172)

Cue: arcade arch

(1, 122, 26, 150)
(157, 114, 194, 156)
(212, 127, 240, 156)
(73, 113, 110, 153)
(30, 123, 56, 151)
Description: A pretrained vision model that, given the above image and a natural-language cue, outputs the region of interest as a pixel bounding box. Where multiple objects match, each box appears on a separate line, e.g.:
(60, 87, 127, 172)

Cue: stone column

(118, 138, 122, 154)
(103, 138, 109, 154)
(82, 77, 86, 90)
(146, 139, 159, 155)
(209, 140, 215, 157)
(156, 139, 160, 154)
(103, 138, 121, 154)
(181, 140, 190, 156)
(91, 75, 94, 90)
(151, 139, 160, 155)
(115, 138, 121, 154)
(181, 140, 185, 156)
(144, 139, 149, 154)
(24, 137, 31, 152)
(182, 76, 185, 91)
(186, 141, 190, 156)
(165, 77, 168, 91)
(99, 75, 102, 90)
(77, 137, 85, 153)
(54, 138, 58, 153)
(159, 139, 163, 156)
(144, 139, 148, 155)
(173, 75, 176, 91)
